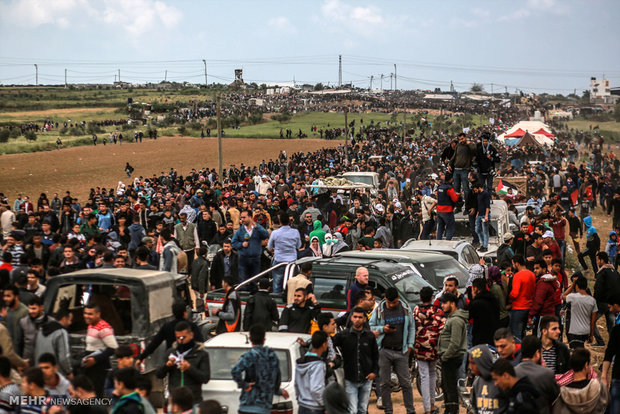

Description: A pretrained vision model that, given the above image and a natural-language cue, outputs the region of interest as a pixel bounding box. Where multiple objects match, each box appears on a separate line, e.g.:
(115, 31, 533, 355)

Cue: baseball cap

(504, 232, 514, 241)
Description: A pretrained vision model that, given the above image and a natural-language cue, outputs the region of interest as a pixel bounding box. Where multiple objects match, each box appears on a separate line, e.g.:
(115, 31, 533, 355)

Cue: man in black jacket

(539, 316, 570, 375)
(332, 307, 379, 414)
(137, 300, 204, 362)
(593, 252, 620, 335)
(278, 287, 320, 334)
(476, 133, 500, 191)
(469, 278, 500, 346)
(243, 278, 279, 331)
(209, 240, 238, 290)
(155, 321, 210, 403)
(190, 247, 209, 298)
(465, 172, 480, 247)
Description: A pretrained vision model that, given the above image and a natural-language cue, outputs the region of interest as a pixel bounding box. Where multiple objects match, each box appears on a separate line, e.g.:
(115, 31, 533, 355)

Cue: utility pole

(164, 70, 167, 82)
(64, 69, 67, 88)
(338, 55, 342, 87)
(369, 75, 373, 90)
(216, 94, 223, 178)
(394, 64, 397, 90)
(344, 105, 349, 166)
(118, 69, 121, 83)
(390, 73, 393, 91)
(34, 64, 38, 86)
(202, 59, 208, 87)
(402, 112, 406, 145)
(491, 83, 494, 95)
(380, 74, 384, 93)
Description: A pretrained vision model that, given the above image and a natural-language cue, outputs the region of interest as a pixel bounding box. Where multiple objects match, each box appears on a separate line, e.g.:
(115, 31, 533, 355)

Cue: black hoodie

(469, 290, 500, 346)
(505, 376, 539, 414)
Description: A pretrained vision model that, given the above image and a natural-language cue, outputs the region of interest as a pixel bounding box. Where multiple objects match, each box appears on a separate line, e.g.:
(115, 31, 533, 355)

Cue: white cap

(394, 202, 402, 209)
(406, 178, 411, 183)
(543, 230, 554, 238)
(375, 204, 384, 212)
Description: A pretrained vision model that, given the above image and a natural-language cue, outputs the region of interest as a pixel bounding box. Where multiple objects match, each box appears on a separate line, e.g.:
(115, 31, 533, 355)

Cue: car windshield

(390, 270, 433, 302)
(343, 175, 374, 185)
(412, 259, 469, 290)
(206, 347, 291, 382)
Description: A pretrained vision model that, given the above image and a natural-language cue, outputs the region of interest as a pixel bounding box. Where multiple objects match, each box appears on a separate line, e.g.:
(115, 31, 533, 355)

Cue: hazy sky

(1, 0, 619, 93)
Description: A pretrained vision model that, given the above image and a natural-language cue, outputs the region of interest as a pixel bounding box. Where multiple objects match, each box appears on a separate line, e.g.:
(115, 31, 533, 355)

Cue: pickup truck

(452, 199, 513, 262)
(204, 256, 436, 329)
(43, 268, 203, 407)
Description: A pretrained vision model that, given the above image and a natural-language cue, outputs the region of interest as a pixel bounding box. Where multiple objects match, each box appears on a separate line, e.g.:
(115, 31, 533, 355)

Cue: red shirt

(509, 269, 536, 310)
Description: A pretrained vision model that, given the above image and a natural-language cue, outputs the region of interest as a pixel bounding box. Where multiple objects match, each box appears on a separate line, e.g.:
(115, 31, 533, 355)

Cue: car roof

(47, 268, 184, 285)
(342, 171, 377, 176)
(402, 240, 467, 250)
(204, 332, 310, 349)
(317, 255, 411, 270)
(336, 250, 454, 263)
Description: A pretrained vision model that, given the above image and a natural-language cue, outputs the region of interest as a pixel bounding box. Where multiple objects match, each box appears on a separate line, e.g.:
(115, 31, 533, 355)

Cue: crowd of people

(0, 106, 619, 413)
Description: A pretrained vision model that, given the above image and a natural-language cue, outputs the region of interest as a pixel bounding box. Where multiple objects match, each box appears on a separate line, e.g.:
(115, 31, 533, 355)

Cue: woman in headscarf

(322, 233, 339, 257)
(299, 236, 323, 258)
(332, 232, 350, 254)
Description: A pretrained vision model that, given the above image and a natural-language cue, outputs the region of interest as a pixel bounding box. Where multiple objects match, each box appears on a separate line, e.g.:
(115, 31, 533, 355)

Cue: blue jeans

(298, 406, 324, 414)
(436, 212, 455, 240)
(509, 309, 529, 343)
(453, 168, 470, 197)
(479, 172, 494, 191)
(610, 379, 620, 414)
(475, 216, 489, 248)
(238, 256, 261, 291)
(271, 260, 285, 293)
(344, 379, 372, 414)
(468, 214, 479, 244)
(421, 219, 435, 240)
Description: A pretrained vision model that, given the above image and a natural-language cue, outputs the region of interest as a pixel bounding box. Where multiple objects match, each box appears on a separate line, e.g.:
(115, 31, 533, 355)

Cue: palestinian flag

(496, 179, 518, 196)
(496, 179, 509, 195)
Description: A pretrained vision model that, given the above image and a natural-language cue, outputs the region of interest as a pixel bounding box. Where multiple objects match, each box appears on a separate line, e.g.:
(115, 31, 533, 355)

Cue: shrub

(0, 129, 9, 142)
(272, 112, 292, 123)
(248, 112, 263, 125)
(177, 125, 187, 135)
(59, 127, 69, 135)
(24, 131, 37, 141)
(187, 121, 203, 130)
(86, 122, 104, 135)
(9, 128, 21, 139)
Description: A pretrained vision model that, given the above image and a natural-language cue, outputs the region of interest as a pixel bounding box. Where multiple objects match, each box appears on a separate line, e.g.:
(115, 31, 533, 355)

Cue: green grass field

(0, 111, 492, 154)
(567, 119, 620, 142)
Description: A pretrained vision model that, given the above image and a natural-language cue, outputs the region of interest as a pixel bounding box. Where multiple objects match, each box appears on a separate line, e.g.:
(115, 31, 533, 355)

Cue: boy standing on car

(231, 325, 290, 414)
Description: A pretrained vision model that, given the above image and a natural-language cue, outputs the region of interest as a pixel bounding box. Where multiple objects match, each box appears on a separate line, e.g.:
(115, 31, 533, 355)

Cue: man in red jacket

(529, 260, 560, 335)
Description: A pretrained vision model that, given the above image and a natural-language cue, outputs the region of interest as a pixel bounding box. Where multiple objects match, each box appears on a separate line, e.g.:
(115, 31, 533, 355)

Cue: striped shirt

(542, 346, 557, 373)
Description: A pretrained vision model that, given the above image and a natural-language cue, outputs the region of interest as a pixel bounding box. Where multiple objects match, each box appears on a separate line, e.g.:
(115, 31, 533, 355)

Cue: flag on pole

(496, 179, 509, 195)
(570, 190, 579, 206)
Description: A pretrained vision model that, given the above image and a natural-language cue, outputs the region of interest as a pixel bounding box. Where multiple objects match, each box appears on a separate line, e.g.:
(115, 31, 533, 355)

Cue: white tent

(497, 120, 554, 145)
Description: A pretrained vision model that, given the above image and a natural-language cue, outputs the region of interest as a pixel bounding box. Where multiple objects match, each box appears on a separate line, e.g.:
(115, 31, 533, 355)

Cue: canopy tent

(514, 132, 553, 147)
(533, 128, 555, 138)
(497, 120, 555, 146)
(516, 132, 540, 147)
(504, 128, 527, 138)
